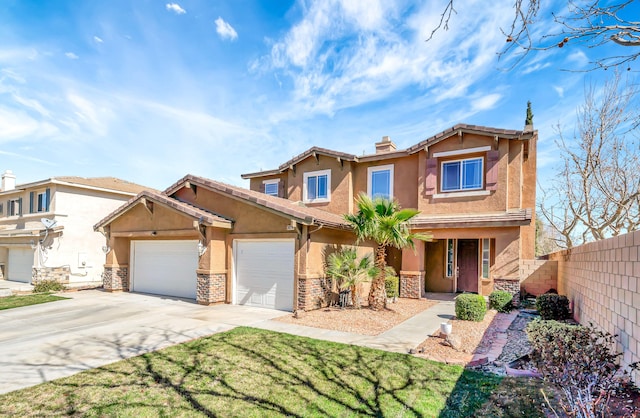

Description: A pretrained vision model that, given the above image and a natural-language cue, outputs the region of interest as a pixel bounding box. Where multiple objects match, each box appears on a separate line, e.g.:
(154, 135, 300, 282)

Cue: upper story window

(8, 198, 21, 216)
(262, 180, 279, 197)
(303, 169, 331, 203)
(30, 189, 50, 213)
(368, 164, 394, 200)
(441, 157, 483, 192)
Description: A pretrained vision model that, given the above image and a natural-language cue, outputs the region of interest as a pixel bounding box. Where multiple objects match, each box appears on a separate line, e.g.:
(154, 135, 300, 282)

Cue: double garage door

(130, 239, 294, 311)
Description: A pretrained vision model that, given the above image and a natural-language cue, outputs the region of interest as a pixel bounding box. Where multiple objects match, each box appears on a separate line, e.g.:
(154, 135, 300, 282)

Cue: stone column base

(493, 277, 520, 307)
(103, 266, 129, 291)
(197, 272, 226, 305)
(399, 271, 425, 299)
(297, 276, 333, 311)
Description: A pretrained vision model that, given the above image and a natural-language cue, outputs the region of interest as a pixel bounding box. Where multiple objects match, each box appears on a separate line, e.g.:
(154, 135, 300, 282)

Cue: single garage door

(8, 247, 34, 283)
(234, 240, 294, 311)
(131, 240, 198, 299)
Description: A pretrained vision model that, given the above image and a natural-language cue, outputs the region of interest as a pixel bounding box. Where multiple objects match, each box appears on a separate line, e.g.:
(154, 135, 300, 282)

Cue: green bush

(489, 290, 513, 313)
(384, 267, 399, 298)
(33, 280, 65, 294)
(536, 294, 570, 320)
(455, 294, 487, 321)
(527, 319, 636, 416)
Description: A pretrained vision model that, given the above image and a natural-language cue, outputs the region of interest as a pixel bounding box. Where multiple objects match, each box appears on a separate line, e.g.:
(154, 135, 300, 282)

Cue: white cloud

(553, 86, 564, 98)
(471, 94, 503, 112)
(93, 36, 103, 43)
(521, 62, 551, 75)
(215, 17, 238, 41)
(65, 52, 79, 60)
(166, 3, 186, 14)
(567, 50, 588, 66)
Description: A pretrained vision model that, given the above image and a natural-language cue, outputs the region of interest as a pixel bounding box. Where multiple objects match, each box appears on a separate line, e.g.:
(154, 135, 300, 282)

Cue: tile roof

(241, 124, 536, 178)
(53, 177, 151, 194)
(165, 174, 351, 229)
(241, 146, 358, 179)
(94, 189, 232, 230)
(410, 209, 533, 229)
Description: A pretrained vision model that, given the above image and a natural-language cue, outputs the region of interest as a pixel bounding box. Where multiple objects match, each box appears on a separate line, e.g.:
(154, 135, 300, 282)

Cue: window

(445, 239, 455, 277)
(263, 180, 279, 197)
(367, 164, 394, 200)
(29, 189, 50, 213)
(482, 238, 490, 279)
(8, 198, 21, 216)
(441, 157, 483, 192)
(303, 169, 331, 203)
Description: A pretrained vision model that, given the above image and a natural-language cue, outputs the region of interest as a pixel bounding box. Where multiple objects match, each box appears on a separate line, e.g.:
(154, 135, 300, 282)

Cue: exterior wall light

(197, 241, 207, 257)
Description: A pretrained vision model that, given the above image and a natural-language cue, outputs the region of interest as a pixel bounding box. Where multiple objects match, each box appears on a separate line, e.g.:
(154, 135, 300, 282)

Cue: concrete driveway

(0, 290, 286, 394)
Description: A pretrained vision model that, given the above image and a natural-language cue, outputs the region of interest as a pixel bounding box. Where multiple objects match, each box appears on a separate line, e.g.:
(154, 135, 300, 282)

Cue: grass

(0, 327, 557, 417)
(0, 293, 68, 310)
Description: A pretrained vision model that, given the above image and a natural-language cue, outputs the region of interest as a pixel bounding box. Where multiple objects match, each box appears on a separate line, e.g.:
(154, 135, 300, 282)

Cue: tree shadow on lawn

(0, 326, 529, 417)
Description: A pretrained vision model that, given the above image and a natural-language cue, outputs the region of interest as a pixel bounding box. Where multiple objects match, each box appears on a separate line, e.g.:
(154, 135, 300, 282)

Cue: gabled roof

(241, 124, 536, 178)
(410, 209, 533, 229)
(165, 174, 350, 229)
(241, 147, 358, 179)
(405, 124, 533, 154)
(94, 189, 233, 230)
(0, 176, 150, 196)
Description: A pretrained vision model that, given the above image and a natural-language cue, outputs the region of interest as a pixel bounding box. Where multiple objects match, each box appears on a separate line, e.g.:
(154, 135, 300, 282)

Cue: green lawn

(0, 327, 555, 417)
(0, 293, 68, 310)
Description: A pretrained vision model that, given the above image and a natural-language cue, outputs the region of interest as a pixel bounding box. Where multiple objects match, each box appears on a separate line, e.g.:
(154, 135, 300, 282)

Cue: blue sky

(0, 0, 634, 190)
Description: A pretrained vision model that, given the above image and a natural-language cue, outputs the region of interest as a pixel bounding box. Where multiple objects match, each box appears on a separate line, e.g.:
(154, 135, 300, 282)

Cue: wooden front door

(457, 239, 479, 293)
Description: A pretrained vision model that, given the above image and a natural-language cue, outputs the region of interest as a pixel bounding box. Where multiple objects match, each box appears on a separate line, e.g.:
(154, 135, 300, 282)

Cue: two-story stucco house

(0, 171, 147, 285)
(95, 123, 537, 312)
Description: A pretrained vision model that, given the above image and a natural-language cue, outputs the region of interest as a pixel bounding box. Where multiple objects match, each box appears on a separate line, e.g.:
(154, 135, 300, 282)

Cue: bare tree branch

(538, 71, 640, 248)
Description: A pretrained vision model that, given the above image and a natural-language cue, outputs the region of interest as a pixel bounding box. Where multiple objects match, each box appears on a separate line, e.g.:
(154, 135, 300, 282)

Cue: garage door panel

(8, 248, 34, 283)
(235, 240, 294, 311)
(131, 240, 197, 299)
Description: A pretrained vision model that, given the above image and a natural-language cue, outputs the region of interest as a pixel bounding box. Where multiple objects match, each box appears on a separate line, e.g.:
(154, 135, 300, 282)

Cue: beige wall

(548, 230, 640, 384)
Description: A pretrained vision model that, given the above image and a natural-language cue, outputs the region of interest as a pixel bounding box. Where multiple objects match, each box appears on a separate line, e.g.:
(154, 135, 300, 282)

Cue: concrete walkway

(255, 297, 456, 354)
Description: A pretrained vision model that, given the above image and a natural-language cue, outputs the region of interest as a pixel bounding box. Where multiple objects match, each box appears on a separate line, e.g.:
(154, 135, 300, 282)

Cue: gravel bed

(275, 298, 438, 336)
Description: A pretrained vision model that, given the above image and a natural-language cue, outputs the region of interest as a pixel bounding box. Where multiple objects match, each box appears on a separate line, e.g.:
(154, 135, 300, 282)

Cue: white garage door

(234, 240, 294, 311)
(131, 240, 198, 299)
(8, 248, 34, 283)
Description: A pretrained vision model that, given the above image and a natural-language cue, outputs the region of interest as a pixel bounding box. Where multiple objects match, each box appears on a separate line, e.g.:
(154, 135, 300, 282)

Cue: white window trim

(367, 164, 394, 200)
(36, 190, 47, 213)
(262, 179, 280, 196)
(433, 190, 491, 199)
(482, 238, 491, 279)
(8, 198, 20, 217)
(445, 239, 455, 278)
(440, 157, 484, 193)
(303, 169, 331, 203)
(433, 146, 491, 158)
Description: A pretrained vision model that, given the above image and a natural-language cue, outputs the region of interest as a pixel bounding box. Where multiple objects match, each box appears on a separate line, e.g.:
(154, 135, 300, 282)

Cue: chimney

(375, 136, 397, 154)
(1, 170, 15, 191)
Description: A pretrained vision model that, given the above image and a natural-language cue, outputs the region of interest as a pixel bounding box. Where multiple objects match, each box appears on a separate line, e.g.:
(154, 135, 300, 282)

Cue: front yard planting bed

(0, 293, 68, 310)
(0, 327, 556, 417)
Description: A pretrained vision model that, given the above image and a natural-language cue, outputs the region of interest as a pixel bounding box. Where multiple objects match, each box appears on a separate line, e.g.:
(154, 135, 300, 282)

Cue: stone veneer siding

(547, 230, 640, 385)
(297, 276, 333, 311)
(493, 277, 521, 307)
(399, 271, 424, 299)
(32, 266, 70, 284)
(103, 266, 129, 291)
(196, 272, 226, 305)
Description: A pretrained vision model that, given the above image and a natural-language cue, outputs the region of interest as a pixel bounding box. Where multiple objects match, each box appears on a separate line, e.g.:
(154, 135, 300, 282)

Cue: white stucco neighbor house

(0, 170, 147, 285)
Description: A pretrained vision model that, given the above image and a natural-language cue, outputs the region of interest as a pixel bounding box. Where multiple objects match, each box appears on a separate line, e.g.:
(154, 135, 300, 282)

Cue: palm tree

(325, 248, 377, 308)
(344, 193, 430, 310)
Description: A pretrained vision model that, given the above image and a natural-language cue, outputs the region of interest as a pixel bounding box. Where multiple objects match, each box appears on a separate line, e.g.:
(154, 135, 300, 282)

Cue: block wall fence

(547, 230, 640, 384)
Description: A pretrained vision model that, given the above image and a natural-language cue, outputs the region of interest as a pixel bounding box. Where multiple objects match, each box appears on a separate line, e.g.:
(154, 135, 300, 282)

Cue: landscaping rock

(445, 334, 463, 351)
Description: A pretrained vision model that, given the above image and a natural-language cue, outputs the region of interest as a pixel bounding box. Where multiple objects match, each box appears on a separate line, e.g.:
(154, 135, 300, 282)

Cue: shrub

(455, 294, 487, 321)
(384, 267, 399, 298)
(489, 290, 513, 313)
(536, 294, 570, 320)
(33, 280, 65, 293)
(527, 319, 637, 417)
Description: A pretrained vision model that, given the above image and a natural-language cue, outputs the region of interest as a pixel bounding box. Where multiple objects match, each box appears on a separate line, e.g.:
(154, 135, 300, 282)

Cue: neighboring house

(0, 170, 147, 285)
(95, 122, 537, 312)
